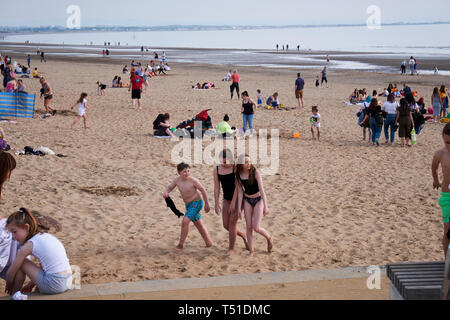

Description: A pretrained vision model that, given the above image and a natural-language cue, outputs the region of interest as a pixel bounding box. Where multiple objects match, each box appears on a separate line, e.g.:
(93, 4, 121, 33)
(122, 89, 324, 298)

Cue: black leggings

(321, 77, 328, 84)
(230, 82, 239, 98)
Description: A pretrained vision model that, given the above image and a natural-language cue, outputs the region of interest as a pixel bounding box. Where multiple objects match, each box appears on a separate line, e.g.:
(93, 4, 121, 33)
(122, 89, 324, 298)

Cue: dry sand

(0, 55, 449, 296)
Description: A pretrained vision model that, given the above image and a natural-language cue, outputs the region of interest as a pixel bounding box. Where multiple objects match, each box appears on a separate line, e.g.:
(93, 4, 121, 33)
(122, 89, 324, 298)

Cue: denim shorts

(37, 270, 72, 294)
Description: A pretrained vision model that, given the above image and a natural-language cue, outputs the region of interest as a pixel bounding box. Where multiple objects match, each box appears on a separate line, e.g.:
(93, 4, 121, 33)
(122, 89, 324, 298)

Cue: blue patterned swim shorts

(185, 199, 203, 222)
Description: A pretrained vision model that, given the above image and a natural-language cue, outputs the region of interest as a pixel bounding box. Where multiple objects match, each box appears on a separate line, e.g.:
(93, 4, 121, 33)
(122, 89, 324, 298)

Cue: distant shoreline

(1, 41, 450, 74)
(1, 21, 449, 34)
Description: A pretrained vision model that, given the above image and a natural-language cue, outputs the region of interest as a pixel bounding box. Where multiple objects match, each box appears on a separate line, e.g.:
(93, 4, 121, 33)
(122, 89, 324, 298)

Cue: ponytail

(6, 207, 39, 241)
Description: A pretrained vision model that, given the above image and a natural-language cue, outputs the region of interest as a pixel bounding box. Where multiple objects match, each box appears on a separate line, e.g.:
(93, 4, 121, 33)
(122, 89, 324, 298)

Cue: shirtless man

(432, 122, 450, 257)
(163, 163, 212, 251)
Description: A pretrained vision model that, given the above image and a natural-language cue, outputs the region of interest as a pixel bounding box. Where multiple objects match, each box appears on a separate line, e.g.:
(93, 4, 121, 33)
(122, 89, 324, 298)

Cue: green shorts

(438, 192, 450, 224)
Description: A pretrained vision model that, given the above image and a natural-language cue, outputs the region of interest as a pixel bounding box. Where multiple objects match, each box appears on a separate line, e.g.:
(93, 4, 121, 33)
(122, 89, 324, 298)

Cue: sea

(2, 23, 450, 74)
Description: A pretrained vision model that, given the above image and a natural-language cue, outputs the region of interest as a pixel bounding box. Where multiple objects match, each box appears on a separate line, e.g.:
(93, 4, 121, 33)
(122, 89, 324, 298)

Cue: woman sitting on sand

(122, 65, 128, 74)
(112, 76, 119, 87)
(153, 113, 174, 137)
(349, 88, 359, 104)
(359, 88, 368, 102)
(5, 77, 17, 93)
(266, 92, 280, 108)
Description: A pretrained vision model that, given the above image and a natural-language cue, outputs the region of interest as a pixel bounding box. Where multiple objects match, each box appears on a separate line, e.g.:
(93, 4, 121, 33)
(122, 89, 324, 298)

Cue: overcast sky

(2, 0, 449, 27)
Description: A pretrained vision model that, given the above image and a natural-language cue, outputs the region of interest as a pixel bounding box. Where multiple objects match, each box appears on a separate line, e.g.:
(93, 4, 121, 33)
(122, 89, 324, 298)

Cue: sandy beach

(0, 51, 449, 296)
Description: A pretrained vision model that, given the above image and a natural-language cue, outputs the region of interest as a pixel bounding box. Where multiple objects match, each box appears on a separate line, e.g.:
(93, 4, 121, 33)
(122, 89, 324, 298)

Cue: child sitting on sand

(70, 92, 89, 129)
(4, 208, 72, 296)
(266, 92, 280, 109)
(163, 163, 212, 252)
(432, 122, 450, 257)
(310, 106, 321, 141)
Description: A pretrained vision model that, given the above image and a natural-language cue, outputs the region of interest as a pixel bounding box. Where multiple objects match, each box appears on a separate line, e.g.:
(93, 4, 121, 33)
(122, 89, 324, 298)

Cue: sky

(1, 0, 449, 27)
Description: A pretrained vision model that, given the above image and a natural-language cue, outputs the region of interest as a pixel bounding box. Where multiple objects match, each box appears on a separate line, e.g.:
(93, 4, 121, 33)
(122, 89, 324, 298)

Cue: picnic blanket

(0, 92, 35, 119)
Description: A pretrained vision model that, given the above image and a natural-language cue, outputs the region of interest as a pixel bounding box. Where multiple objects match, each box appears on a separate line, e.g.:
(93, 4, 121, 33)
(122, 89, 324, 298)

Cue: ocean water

(4, 24, 450, 54)
(2, 24, 450, 74)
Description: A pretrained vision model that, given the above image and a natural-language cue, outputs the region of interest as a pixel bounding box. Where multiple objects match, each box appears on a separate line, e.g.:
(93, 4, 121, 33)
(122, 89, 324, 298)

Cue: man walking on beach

(129, 71, 143, 110)
(295, 73, 305, 109)
(40, 51, 46, 63)
(230, 70, 240, 100)
(321, 66, 328, 88)
(401, 60, 406, 74)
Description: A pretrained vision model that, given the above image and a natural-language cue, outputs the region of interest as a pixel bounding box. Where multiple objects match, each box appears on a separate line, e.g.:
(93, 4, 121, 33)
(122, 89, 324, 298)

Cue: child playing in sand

(70, 92, 89, 129)
(96, 81, 106, 96)
(432, 122, 450, 257)
(4, 208, 72, 296)
(163, 163, 212, 251)
(310, 106, 321, 141)
(315, 75, 320, 88)
(256, 89, 263, 107)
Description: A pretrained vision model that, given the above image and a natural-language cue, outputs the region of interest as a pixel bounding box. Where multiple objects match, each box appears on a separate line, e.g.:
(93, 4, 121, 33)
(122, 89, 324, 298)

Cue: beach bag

(375, 113, 384, 126)
(0, 138, 9, 151)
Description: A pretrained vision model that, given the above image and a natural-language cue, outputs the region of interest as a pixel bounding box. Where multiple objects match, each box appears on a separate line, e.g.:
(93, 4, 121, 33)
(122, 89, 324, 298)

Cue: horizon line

(1, 21, 450, 30)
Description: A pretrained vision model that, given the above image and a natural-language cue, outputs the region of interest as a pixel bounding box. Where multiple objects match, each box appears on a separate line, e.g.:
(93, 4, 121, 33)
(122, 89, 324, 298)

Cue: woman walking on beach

(235, 154, 273, 256)
(382, 93, 399, 144)
(395, 98, 414, 147)
(432, 87, 442, 123)
(361, 98, 383, 146)
(241, 91, 256, 134)
(39, 77, 56, 115)
(213, 149, 248, 253)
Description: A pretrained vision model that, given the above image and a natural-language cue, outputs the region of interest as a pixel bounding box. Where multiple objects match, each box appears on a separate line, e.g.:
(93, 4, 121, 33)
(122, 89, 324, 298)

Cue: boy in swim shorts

(432, 122, 450, 257)
(163, 163, 212, 251)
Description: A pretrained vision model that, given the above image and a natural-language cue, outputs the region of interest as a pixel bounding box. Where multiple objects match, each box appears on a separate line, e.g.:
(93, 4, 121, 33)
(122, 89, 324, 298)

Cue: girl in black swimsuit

(213, 149, 248, 252)
(235, 154, 273, 255)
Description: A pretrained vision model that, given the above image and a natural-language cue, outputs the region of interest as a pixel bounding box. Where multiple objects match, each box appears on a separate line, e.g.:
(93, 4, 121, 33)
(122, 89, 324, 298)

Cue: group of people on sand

(164, 151, 273, 255)
(400, 56, 419, 75)
(0, 152, 73, 298)
(356, 85, 449, 147)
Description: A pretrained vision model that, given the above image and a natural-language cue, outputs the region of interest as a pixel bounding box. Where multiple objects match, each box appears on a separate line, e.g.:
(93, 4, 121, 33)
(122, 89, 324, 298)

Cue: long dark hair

(398, 98, 409, 113)
(0, 152, 16, 200)
(235, 154, 256, 186)
(368, 98, 378, 112)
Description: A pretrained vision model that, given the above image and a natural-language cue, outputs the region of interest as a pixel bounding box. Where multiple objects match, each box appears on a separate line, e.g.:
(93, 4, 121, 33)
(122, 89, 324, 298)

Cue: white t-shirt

(28, 233, 71, 274)
(78, 98, 87, 116)
(311, 113, 320, 127)
(409, 59, 415, 66)
(382, 101, 399, 115)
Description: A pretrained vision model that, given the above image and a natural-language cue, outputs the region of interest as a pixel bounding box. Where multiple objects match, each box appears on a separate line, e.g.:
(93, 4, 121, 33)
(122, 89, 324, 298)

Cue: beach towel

(0, 92, 35, 119)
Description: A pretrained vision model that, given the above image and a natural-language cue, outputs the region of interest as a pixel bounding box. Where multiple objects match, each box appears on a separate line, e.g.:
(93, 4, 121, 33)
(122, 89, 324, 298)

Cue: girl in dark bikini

(213, 149, 249, 253)
(235, 154, 273, 256)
